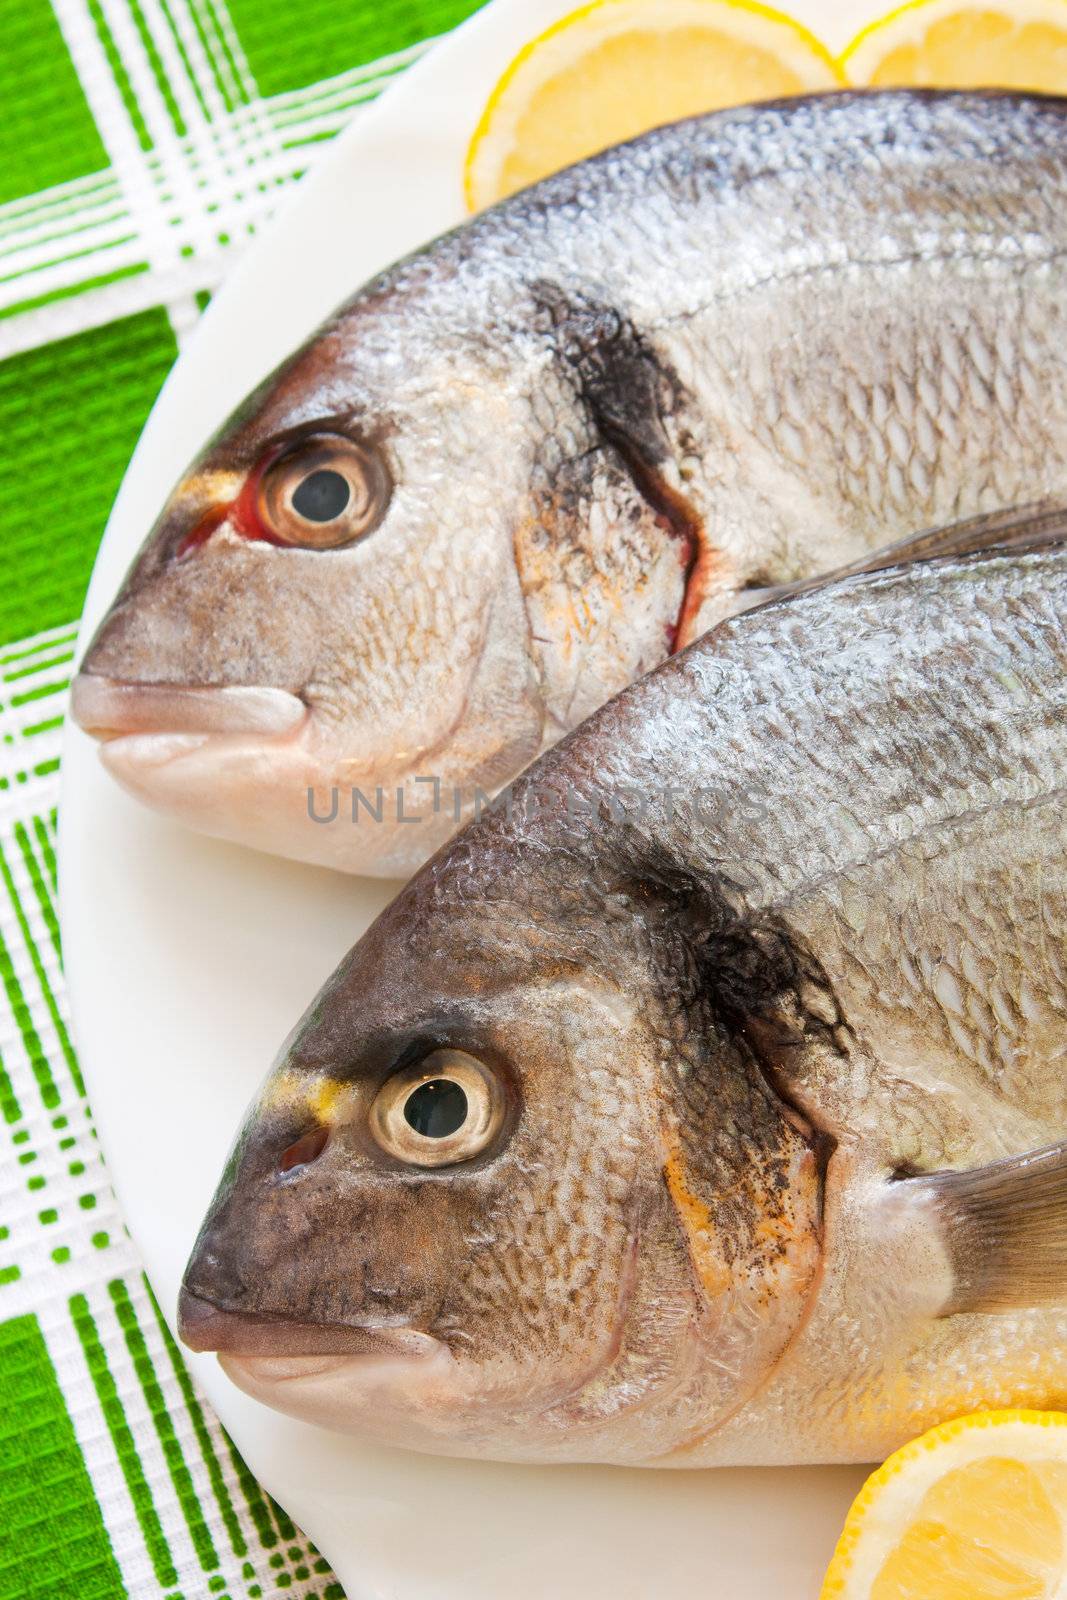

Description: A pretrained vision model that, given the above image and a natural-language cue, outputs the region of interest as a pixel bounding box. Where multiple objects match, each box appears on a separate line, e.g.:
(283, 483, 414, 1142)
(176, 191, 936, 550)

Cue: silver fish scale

(552, 549, 1067, 910)
(457, 546, 1064, 1175)
(442, 92, 1067, 304)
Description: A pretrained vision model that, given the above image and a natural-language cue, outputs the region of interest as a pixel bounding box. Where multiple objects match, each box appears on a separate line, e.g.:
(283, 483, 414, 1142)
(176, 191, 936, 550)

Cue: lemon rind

(840, 0, 1067, 82)
(820, 1409, 1067, 1598)
(465, 0, 845, 211)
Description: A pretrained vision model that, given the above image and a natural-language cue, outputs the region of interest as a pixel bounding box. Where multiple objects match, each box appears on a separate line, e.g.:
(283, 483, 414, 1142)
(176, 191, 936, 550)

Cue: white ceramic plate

(59, 1, 888, 1594)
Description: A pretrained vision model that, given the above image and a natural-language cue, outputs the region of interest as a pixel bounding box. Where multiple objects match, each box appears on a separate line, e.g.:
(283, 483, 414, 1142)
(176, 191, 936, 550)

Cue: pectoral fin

(744, 499, 1067, 615)
(846, 499, 1067, 573)
(900, 1141, 1067, 1315)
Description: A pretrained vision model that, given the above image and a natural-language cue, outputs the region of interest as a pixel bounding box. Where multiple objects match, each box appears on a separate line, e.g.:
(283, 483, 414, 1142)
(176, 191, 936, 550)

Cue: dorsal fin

(897, 1141, 1067, 1315)
(741, 500, 1067, 616)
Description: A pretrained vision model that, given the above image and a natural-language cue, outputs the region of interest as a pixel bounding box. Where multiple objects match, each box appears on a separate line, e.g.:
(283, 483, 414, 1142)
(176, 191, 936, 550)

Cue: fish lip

(178, 1287, 441, 1361)
(70, 674, 308, 742)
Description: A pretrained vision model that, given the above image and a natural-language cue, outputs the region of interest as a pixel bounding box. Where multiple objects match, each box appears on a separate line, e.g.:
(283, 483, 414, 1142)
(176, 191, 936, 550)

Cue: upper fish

(74, 88, 1067, 875)
(179, 515, 1067, 1467)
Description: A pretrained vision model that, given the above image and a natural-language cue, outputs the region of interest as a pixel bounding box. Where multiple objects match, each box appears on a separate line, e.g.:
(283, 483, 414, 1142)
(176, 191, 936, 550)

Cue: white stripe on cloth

(0, 7, 435, 360)
(0, 624, 337, 1599)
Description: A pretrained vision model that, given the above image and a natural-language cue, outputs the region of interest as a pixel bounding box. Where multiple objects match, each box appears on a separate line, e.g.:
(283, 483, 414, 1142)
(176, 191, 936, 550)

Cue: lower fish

(74, 89, 1067, 875)
(178, 515, 1067, 1466)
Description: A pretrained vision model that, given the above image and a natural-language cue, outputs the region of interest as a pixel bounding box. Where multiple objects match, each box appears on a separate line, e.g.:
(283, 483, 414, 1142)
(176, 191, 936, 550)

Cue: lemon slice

(821, 1410, 1067, 1599)
(842, 0, 1067, 90)
(465, 0, 843, 210)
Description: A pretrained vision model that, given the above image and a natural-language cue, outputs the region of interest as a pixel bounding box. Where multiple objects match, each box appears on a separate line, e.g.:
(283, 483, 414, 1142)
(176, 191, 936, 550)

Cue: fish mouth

(178, 1288, 443, 1367)
(70, 674, 308, 744)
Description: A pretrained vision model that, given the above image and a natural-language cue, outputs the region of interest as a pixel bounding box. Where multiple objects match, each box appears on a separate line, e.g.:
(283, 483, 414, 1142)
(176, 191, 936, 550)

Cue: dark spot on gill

(635, 856, 842, 1225)
(713, 979, 840, 1237)
(889, 1159, 926, 1182)
(741, 1024, 837, 1207)
(530, 278, 712, 653)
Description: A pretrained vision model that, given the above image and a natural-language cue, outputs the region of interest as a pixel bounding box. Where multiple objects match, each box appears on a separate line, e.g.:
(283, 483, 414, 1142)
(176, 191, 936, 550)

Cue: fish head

(179, 860, 661, 1460)
(72, 241, 708, 878)
(71, 280, 548, 876)
(179, 785, 826, 1463)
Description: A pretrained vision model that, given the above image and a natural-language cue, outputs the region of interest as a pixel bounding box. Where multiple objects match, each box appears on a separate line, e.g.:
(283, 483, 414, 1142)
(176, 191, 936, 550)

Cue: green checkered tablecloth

(0, 2, 483, 1594)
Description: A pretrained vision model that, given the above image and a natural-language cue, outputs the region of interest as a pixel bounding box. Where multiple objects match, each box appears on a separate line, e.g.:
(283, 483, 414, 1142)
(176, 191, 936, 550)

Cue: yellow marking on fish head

(259, 1069, 358, 1126)
(307, 1076, 355, 1124)
(177, 468, 246, 505)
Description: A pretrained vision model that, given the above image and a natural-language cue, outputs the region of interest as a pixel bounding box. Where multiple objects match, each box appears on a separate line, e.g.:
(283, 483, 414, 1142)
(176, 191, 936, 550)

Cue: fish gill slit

(754, 1044, 837, 1226)
(592, 414, 711, 655)
(712, 989, 838, 1232)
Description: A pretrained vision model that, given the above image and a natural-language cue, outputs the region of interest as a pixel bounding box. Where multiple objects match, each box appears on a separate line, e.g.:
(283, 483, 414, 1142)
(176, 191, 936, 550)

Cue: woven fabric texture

(0, 2, 483, 1595)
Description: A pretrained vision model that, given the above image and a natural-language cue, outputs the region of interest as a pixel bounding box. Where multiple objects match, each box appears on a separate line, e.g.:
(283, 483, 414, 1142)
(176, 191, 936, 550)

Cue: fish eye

(404, 1078, 468, 1138)
(369, 1049, 505, 1168)
(256, 433, 391, 549)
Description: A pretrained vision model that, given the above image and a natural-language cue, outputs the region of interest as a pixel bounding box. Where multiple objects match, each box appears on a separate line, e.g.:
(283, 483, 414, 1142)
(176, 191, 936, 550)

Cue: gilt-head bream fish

(179, 524, 1067, 1466)
(74, 89, 1067, 873)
